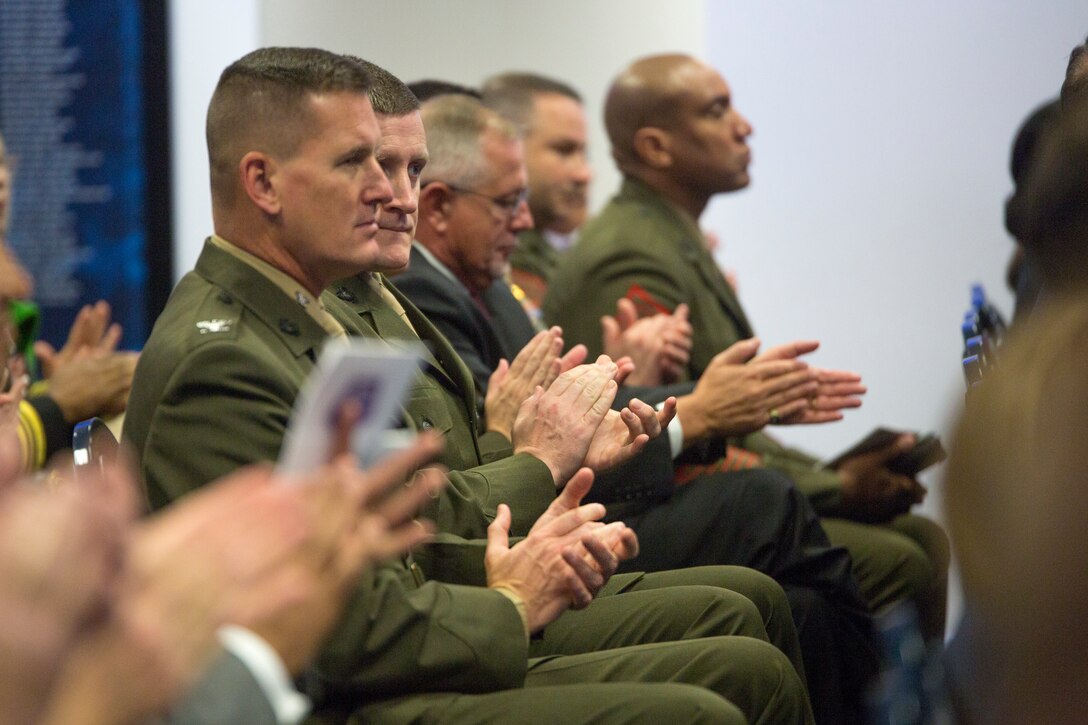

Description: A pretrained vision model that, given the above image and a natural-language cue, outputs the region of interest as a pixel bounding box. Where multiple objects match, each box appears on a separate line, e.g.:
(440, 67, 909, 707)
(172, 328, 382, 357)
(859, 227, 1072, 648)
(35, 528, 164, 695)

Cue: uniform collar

(209, 235, 347, 339)
(615, 177, 753, 337)
(195, 239, 335, 359)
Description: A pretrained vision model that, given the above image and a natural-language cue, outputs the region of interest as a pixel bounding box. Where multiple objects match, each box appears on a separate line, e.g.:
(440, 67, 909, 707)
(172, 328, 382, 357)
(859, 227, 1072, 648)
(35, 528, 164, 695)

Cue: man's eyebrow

(336, 144, 374, 163)
(705, 94, 730, 112)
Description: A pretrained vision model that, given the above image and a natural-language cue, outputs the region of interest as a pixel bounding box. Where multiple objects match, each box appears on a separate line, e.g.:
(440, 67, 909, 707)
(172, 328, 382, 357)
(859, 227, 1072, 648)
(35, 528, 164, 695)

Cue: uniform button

(217, 290, 233, 304)
(335, 286, 357, 303)
(279, 319, 300, 336)
(419, 418, 434, 431)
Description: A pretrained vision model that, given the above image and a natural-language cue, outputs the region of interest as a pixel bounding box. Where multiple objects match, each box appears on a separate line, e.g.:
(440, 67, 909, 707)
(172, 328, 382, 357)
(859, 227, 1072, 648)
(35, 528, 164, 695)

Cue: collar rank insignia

(196, 319, 233, 334)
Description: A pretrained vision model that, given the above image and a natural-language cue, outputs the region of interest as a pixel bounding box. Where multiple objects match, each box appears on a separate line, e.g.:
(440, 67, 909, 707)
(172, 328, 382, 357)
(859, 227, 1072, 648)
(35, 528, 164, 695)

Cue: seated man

(541, 55, 949, 641)
(391, 87, 874, 718)
(945, 296, 1088, 722)
(124, 48, 809, 725)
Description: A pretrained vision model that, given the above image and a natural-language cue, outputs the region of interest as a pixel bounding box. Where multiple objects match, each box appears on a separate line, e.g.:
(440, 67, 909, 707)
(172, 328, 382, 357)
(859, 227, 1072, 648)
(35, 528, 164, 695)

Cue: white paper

(277, 338, 423, 475)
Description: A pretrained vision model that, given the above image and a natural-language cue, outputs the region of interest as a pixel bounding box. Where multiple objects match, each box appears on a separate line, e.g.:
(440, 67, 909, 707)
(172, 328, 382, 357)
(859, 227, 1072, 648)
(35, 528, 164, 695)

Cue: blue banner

(0, 0, 160, 350)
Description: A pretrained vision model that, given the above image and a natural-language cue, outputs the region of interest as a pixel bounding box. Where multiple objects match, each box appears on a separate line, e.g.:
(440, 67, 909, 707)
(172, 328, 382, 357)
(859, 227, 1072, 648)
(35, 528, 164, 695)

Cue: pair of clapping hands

(485, 311, 865, 459)
(481, 329, 655, 632)
(484, 326, 678, 487)
(591, 298, 925, 520)
(35, 300, 140, 424)
(599, 296, 868, 440)
(0, 411, 444, 724)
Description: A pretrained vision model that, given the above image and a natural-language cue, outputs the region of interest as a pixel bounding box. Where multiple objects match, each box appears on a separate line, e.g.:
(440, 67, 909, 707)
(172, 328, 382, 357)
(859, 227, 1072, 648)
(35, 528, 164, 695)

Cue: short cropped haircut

(1019, 98, 1088, 290)
(419, 94, 519, 190)
(206, 47, 373, 202)
(407, 80, 481, 103)
(481, 72, 582, 129)
(1061, 35, 1088, 109)
(345, 57, 420, 116)
(1004, 99, 1061, 241)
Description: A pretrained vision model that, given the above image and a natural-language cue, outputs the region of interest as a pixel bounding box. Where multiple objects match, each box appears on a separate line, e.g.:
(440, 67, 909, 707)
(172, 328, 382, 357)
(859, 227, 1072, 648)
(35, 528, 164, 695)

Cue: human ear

(418, 183, 453, 234)
(239, 152, 281, 215)
(632, 127, 673, 169)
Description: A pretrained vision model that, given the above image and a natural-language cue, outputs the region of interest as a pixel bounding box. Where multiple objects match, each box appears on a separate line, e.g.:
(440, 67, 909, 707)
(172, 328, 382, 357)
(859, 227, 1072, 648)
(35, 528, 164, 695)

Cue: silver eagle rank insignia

(196, 319, 234, 334)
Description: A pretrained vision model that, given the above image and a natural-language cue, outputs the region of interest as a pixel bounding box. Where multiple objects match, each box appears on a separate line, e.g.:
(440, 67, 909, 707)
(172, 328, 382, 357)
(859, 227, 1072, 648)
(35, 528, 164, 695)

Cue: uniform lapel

(195, 242, 329, 362)
(624, 179, 755, 339)
(330, 274, 453, 386)
(389, 282, 482, 433)
(681, 234, 755, 339)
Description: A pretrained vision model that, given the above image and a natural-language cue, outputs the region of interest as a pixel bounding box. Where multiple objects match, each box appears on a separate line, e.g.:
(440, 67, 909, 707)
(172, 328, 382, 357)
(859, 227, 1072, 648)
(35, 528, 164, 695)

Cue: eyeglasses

(428, 182, 529, 221)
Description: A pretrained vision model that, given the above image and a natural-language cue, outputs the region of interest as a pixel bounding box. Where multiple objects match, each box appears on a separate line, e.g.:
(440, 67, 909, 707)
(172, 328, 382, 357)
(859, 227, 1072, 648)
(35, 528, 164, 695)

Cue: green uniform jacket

(545, 177, 844, 511)
(124, 241, 530, 698)
(329, 272, 557, 540)
(512, 228, 561, 281)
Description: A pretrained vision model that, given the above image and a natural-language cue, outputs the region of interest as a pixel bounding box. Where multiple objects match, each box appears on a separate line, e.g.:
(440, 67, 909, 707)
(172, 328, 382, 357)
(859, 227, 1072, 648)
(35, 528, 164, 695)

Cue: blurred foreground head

(1018, 98, 1088, 293)
(946, 291, 1088, 720)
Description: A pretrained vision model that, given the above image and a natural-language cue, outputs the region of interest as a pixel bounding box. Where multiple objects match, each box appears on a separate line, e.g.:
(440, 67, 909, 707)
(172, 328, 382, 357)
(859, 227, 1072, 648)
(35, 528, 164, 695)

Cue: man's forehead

(307, 89, 374, 114)
(303, 91, 379, 137)
(376, 112, 428, 164)
(529, 93, 586, 134)
(377, 111, 426, 138)
(673, 62, 730, 105)
(531, 92, 584, 117)
(482, 126, 524, 159)
(478, 130, 527, 188)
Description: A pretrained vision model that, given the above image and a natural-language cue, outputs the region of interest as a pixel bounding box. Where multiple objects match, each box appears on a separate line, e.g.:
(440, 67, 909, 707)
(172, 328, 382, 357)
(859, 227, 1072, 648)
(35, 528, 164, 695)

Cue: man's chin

(375, 258, 411, 276)
(377, 226, 412, 242)
(374, 229, 412, 273)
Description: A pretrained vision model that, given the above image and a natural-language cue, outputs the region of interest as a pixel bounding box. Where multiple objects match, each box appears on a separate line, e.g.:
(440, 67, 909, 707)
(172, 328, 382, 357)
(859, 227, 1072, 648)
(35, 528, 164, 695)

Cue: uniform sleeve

(166, 650, 283, 725)
(21, 394, 72, 469)
(584, 433, 677, 507)
(132, 340, 298, 510)
(394, 270, 496, 396)
(425, 452, 557, 540)
(477, 429, 513, 464)
(16, 398, 47, 472)
(309, 564, 528, 702)
(545, 249, 686, 362)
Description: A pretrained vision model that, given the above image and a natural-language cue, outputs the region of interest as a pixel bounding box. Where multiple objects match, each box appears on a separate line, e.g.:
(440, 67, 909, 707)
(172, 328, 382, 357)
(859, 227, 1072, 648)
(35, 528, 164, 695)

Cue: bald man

(545, 53, 949, 648)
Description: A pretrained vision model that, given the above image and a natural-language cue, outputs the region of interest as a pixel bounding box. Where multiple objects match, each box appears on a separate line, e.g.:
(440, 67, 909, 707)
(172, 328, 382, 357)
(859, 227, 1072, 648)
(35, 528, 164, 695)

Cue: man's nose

(363, 159, 394, 205)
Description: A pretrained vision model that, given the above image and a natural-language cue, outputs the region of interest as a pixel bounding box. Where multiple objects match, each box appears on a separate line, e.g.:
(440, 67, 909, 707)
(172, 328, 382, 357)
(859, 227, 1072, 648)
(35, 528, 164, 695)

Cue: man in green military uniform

(126, 48, 811, 724)
(544, 53, 949, 641)
(480, 73, 588, 317)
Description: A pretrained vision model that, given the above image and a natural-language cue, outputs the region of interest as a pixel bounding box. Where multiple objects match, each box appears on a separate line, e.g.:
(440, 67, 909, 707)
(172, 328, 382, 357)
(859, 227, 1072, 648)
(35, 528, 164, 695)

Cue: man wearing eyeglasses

(392, 97, 537, 391)
(413, 142, 532, 308)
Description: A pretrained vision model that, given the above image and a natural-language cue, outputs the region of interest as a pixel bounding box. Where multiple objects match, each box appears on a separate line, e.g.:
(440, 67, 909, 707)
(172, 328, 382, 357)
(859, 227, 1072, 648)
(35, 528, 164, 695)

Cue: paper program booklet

(277, 339, 424, 475)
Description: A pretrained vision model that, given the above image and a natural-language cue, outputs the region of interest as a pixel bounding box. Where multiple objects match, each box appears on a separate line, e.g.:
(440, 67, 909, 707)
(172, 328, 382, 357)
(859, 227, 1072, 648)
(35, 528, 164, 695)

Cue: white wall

(258, 0, 705, 216)
(171, 0, 704, 285)
(698, 2, 1087, 634)
(168, 0, 260, 276)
